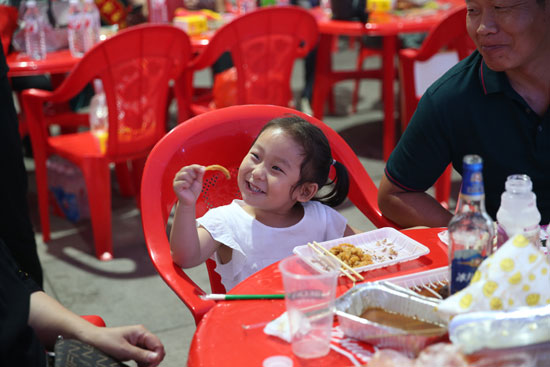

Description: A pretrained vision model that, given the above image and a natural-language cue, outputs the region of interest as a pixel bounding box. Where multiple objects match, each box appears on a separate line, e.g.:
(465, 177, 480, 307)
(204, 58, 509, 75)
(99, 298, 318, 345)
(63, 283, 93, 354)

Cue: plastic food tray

(293, 227, 430, 275)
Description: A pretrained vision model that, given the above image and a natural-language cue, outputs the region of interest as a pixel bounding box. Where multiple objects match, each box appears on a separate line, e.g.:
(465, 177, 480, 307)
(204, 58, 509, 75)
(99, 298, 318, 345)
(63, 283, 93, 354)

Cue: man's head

(466, 0, 549, 72)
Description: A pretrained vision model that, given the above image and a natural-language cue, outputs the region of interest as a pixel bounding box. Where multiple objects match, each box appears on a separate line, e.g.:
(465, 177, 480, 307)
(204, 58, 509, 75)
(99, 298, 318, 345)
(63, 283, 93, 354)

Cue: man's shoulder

(425, 50, 483, 99)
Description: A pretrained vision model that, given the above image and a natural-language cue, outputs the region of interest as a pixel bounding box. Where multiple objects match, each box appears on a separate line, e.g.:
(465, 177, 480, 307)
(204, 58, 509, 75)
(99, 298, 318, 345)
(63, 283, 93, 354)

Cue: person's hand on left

(86, 325, 165, 367)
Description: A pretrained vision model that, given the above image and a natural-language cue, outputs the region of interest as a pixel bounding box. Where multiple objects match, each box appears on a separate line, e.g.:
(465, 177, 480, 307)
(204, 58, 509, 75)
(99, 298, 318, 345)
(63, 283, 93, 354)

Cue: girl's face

(238, 127, 306, 214)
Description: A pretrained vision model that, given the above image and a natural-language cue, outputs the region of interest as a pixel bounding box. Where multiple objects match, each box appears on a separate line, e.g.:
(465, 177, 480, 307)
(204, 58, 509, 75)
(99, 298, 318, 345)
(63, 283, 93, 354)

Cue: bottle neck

(456, 193, 488, 214)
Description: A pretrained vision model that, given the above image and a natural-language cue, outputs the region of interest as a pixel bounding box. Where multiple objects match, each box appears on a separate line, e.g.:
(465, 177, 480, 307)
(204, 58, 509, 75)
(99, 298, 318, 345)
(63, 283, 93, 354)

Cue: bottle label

(461, 169, 484, 197)
(450, 249, 484, 294)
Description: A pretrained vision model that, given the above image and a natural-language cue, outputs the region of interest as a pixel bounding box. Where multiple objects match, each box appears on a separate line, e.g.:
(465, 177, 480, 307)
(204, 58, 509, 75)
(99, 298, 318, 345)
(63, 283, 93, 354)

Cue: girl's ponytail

(317, 160, 350, 208)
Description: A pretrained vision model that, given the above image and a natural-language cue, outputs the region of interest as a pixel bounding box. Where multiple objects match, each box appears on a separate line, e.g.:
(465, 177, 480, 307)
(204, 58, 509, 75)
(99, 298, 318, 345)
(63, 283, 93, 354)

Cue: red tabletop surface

(188, 227, 448, 367)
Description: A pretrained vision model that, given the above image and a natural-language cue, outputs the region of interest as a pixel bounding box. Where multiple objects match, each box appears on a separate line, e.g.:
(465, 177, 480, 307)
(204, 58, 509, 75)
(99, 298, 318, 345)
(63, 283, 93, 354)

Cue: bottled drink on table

(89, 79, 108, 153)
(496, 174, 541, 249)
(448, 154, 495, 296)
(23, 0, 47, 60)
(68, 0, 86, 57)
(150, 0, 168, 23)
(82, 0, 101, 51)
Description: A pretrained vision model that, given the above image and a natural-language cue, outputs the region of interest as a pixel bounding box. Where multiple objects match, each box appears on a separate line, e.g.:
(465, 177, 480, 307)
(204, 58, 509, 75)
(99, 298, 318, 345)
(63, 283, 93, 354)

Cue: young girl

(170, 114, 357, 291)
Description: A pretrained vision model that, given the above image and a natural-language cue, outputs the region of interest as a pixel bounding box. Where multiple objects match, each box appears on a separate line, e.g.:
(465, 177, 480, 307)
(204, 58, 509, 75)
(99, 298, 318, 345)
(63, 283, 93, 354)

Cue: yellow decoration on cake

(529, 254, 538, 263)
(528, 273, 536, 281)
(490, 297, 503, 310)
(525, 293, 540, 306)
(508, 298, 514, 306)
(542, 268, 548, 275)
(459, 293, 473, 309)
(523, 284, 531, 292)
(482, 281, 498, 297)
(500, 258, 515, 272)
(471, 270, 481, 283)
(508, 272, 522, 285)
(512, 234, 529, 247)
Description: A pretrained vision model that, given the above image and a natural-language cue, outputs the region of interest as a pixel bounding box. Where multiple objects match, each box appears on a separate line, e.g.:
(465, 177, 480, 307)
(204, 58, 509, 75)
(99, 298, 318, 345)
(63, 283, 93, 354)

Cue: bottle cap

(262, 356, 293, 367)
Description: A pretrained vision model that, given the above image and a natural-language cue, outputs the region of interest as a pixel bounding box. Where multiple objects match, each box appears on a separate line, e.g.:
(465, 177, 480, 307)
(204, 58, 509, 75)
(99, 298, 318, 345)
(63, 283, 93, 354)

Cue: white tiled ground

(26, 42, 459, 367)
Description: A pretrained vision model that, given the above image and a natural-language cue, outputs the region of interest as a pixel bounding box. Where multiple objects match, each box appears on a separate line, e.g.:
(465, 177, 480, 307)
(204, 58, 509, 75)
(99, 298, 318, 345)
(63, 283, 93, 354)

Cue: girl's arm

(169, 165, 220, 268)
(344, 224, 361, 236)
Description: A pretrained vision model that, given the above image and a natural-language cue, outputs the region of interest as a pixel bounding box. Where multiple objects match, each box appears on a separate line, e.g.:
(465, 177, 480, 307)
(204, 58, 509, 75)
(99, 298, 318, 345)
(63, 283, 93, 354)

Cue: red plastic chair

(398, 5, 474, 208)
(180, 6, 319, 118)
(140, 104, 399, 325)
(21, 24, 193, 260)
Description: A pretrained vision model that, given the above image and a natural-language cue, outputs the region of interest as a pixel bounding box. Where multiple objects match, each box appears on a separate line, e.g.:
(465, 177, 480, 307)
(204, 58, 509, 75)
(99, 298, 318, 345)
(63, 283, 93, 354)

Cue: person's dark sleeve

(384, 91, 453, 192)
(0, 238, 45, 366)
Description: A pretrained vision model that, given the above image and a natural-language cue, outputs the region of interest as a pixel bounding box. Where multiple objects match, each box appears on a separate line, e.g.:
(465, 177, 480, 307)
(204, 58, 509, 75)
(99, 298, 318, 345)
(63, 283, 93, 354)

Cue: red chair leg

(130, 157, 147, 209)
(115, 162, 135, 197)
(82, 159, 113, 260)
(435, 164, 452, 209)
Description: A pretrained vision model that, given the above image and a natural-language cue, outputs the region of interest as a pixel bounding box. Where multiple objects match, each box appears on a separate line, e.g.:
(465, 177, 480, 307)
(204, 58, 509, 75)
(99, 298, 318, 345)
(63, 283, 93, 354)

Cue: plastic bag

(212, 66, 237, 108)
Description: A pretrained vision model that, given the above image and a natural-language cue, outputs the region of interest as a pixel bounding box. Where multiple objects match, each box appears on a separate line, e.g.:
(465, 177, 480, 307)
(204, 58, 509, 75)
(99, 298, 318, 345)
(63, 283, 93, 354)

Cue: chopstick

(311, 241, 365, 281)
(201, 294, 285, 300)
(307, 242, 363, 282)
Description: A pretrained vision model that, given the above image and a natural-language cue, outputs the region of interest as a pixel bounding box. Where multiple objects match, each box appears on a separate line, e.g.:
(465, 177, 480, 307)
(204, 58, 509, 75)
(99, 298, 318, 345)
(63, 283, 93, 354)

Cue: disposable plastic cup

(279, 255, 338, 359)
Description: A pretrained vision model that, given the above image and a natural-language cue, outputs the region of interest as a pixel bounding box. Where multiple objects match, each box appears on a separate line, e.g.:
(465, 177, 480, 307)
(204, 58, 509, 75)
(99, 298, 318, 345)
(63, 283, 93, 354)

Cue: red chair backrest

(399, 5, 475, 126)
(190, 6, 319, 107)
(51, 24, 192, 159)
(140, 104, 398, 324)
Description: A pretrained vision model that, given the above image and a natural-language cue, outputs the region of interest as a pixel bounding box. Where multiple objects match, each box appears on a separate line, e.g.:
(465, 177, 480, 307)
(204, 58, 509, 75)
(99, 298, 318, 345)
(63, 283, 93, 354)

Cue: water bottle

(448, 155, 495, 295)
(68, 0, 86, 57)
(150, 0, 168, 23)
(82, 0, 101, 51)
(238, 0, 257, 14)
(23, 0, 47, 60)
(89, 79, 108, 153)
(496, 174, 541, 249)
(321, 0, 332, 14)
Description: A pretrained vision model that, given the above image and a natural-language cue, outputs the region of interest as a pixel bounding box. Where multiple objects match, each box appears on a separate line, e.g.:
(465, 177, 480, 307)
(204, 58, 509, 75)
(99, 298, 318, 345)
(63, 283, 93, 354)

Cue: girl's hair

(254, 114, 350, 207)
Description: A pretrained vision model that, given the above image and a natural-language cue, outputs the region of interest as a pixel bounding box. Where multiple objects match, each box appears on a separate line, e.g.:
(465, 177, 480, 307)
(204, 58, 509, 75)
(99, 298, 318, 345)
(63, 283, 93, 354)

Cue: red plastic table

(310, 2, 463, 160)
(188, 227, 448, 366)
(6, 32, 211, 78)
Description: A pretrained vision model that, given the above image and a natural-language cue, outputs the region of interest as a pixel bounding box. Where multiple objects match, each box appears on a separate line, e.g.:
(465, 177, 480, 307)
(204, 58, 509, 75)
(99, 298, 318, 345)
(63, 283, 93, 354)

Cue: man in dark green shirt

(378, 0, 550, 228)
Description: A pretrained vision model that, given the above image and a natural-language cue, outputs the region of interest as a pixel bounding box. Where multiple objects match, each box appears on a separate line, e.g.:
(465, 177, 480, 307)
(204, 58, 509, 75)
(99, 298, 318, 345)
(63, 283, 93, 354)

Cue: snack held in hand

(437, 234, 550, 320)
(205, 164, 231, 179)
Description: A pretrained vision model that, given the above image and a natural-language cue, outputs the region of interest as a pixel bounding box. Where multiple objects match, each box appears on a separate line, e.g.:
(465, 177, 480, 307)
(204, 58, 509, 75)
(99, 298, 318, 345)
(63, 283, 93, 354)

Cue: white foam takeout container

(293, 227, 430, 275)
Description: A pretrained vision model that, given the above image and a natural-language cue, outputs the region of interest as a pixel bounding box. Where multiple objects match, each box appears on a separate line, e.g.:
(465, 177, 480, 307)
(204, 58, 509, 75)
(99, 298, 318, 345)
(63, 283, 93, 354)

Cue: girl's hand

(173, 165, 205, 206)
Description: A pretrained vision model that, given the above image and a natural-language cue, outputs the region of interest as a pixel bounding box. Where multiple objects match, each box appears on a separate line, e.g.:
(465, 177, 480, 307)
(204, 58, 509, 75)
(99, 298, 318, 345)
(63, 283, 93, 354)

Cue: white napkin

(263, 311, 311, 343)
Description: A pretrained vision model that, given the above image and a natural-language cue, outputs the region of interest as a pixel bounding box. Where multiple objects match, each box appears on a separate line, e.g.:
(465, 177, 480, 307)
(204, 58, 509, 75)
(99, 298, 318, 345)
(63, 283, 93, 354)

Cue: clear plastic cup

(279, 255, 338, 359)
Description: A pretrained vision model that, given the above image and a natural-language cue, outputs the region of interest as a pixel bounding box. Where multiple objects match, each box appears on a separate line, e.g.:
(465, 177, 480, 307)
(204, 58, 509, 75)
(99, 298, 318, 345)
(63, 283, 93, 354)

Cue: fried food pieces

(205, 164, 231, 179)
(330, 243, 374, 268)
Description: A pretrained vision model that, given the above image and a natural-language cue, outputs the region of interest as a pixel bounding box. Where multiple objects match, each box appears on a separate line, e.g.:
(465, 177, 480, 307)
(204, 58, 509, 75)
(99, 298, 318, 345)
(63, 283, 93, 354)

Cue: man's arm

(378, 174, 453, 228)
(28, 291, 165, 367)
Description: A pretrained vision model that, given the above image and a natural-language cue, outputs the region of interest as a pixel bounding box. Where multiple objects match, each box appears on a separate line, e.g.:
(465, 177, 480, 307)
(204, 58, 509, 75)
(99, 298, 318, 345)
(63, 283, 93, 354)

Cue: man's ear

(295, 182, 318, 202)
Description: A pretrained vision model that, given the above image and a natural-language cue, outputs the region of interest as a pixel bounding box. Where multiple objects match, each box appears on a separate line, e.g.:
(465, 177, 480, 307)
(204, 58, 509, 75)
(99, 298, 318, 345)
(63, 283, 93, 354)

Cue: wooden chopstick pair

(307, 241, 365, 282)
